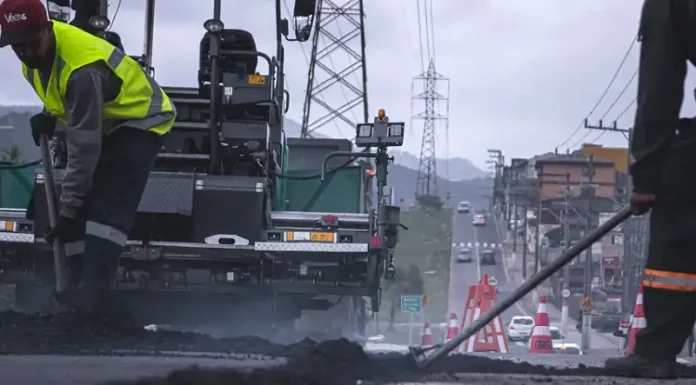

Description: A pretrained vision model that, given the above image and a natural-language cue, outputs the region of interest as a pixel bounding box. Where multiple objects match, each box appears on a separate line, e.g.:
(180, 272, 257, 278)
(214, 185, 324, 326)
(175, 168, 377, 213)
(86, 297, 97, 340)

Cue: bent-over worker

(0, 0, 175, 312)
(604, 0, 696, 379)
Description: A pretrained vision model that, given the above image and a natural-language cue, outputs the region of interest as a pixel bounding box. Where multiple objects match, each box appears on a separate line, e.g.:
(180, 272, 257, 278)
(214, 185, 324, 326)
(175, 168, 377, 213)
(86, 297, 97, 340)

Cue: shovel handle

(417, 206, 633, 369)
(39, 134, 68, 292)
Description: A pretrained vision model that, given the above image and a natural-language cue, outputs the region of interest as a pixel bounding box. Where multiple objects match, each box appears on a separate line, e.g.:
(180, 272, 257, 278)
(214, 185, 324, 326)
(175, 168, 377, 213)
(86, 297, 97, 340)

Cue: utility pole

(581, 155, 596, 352)
(534, 177, 542, 275)
(561, 172, 571, 337)
(522, 206, 528, 279)
(512, 171, 520, 253)
(585, 118, 637, 341)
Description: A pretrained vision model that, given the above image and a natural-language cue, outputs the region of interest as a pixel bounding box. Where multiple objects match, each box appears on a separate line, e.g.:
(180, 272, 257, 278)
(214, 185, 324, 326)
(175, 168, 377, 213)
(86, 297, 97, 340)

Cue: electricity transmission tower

(414, 60, 449, 198)
(300, 0, 369, 138)
(413, 0, 449, 202)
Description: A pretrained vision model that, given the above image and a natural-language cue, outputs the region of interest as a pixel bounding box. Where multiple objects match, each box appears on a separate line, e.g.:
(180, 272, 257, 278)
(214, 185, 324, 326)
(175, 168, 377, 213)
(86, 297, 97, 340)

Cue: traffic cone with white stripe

(421, 321, 433, 347)
(459, 274, 508, 353)
(626, 286, 646, 355)
(444, 312, 459, 352)
(529, 296, 554, 353)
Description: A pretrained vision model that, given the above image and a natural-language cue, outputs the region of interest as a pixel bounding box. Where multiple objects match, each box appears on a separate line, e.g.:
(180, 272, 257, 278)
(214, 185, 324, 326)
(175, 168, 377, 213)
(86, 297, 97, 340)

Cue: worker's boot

(604, 354, 677, 379)
(83, 289, 136, 329)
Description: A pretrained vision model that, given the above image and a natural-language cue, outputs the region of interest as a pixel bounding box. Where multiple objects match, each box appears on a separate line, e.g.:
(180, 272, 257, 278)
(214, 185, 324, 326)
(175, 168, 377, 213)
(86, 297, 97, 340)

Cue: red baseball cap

(0, 0, 49, 48)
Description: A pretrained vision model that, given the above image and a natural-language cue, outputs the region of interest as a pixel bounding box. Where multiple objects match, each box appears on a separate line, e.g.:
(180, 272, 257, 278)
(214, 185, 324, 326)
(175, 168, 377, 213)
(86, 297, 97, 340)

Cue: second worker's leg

(80, 128, 164, 311)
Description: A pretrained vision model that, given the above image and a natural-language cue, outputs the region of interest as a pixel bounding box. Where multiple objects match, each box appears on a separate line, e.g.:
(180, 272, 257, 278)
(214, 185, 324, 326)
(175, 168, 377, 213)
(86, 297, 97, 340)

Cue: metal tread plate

(0, 232, 34, 243)
(254, 242, 368, 253)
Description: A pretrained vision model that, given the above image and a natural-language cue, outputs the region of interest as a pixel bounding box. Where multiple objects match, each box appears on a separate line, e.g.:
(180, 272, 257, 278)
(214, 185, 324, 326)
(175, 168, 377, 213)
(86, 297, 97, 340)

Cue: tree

(385, 263, 425, 331)
(1, 145, 22, 164)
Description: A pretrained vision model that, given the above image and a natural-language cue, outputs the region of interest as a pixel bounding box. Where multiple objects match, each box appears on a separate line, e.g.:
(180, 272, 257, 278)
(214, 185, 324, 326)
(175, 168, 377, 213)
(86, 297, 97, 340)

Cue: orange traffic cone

(459, 274, 508, 353)
(421, 321, 433, 347)
(626, 286, 646, 355)
(444, 312, 460, 353)
(529, 296, 554, 353)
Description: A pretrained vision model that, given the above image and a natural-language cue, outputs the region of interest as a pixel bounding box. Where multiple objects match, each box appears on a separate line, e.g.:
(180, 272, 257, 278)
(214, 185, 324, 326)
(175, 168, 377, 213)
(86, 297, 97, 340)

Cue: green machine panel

(0, 162, 37, 209)
(284, 165, 364, 213)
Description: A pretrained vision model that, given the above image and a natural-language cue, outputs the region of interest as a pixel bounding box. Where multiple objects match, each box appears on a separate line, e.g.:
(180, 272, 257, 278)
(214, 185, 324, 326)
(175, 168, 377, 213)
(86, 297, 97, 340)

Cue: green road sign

(400, 295, 423, 313)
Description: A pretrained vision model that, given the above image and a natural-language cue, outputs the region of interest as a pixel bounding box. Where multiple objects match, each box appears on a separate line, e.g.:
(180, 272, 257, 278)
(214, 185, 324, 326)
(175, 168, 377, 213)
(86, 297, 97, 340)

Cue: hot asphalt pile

(0, 310, 313, 356)
(103, 340, 696, 385)
(2, 310, 696, 384)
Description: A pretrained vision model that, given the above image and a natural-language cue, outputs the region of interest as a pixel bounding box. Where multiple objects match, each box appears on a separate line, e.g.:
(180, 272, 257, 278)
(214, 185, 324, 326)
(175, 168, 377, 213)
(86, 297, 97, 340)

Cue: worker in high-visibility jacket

(0, 0, 175, 313)
(603, 0, 696, 380)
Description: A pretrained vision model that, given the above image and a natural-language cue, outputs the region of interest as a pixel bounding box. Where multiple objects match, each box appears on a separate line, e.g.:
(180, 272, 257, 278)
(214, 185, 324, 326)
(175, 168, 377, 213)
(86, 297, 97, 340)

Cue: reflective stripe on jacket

(21, 21, 174, 135)
(642, 268, 696, 292)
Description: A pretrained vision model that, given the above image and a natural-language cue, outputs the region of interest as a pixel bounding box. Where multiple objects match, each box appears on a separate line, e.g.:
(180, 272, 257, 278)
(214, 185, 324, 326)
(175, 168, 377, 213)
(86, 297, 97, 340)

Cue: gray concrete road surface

(447, 211, 526, 353)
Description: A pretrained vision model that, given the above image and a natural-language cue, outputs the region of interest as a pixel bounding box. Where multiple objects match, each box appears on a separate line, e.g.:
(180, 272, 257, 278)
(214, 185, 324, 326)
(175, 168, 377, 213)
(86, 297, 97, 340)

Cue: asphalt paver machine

(0, 0, 408, 338)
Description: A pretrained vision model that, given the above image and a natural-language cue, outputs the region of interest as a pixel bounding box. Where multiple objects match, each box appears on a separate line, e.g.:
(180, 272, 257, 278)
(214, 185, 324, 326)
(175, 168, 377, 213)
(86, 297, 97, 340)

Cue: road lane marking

(473, 225, 482, 282)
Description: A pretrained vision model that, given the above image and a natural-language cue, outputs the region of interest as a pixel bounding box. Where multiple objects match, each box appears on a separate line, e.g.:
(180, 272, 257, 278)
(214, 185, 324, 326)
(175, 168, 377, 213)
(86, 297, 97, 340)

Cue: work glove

(29, 113, 57, 147)
(45, 215, 82, 246)
(629, 192, 655, 215)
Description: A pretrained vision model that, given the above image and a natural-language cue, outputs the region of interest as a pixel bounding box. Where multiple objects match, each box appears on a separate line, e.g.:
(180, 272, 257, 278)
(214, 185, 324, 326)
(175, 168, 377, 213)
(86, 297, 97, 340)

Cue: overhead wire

(107, 0, 122, 31)
(416, 0, 425, 72)
(570, 68, 638, 148)
(556, 34, 638, 149)
(423, 0, 432, 61)
(427, 0, 436, 61)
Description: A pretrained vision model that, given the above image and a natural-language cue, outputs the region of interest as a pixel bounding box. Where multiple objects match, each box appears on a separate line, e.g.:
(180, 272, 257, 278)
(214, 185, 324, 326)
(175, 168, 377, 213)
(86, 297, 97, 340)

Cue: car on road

(553, 342, 583, 355)
(457, 201, 471, 213)
(550, 326, 565, 344)
(456, 248, 473, 263)
(488, 276, 499, 292)
(507, 315, 535, 341)
(480, 249, 496, 265)
(472, 214, 486, 226)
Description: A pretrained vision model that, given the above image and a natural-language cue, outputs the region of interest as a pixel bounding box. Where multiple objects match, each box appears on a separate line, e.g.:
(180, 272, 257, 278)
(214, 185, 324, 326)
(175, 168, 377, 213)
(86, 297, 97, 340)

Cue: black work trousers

(64, 127, 163, 290)
(634, 201, 696, 359)
(631, 0, 696, 361)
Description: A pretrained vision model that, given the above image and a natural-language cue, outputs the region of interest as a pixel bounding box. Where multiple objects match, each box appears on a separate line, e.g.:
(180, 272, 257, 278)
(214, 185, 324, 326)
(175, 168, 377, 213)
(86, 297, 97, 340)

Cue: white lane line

(473, 225, 481, 282)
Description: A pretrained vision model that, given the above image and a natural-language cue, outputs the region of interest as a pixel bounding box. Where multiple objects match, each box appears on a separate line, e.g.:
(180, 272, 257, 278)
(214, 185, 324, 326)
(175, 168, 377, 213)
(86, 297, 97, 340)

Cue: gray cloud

(2, 0, 692, 169)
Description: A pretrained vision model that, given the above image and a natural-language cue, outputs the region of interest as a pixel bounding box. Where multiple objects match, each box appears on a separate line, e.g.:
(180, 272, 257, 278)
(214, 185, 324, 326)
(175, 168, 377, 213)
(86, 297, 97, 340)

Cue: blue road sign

(400, 295, 423, 313)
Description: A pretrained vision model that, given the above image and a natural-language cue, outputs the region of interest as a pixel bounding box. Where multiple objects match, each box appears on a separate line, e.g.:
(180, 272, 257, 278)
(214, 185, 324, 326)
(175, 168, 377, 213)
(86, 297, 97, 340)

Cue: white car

(550, 326, 565, 344)
(456, 201, 470, 213)
(553, 342, 583, 355)
(488, 276, 499, 291)
(472, 214, 486, 226)
(507, 316, 535, 341)
(456, 248, 473, 263)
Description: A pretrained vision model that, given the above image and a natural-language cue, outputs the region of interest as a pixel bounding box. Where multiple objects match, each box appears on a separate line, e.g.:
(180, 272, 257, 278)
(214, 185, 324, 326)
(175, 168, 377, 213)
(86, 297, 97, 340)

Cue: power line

(423, 0, 432, 60)
(427, 0, 436, 61)
(572, 68, 637, 147)
(556, 34, 638, 149)
(416, 0, 425, 72)
(615, 96, 637, 121)
(599, 68, 638, 120)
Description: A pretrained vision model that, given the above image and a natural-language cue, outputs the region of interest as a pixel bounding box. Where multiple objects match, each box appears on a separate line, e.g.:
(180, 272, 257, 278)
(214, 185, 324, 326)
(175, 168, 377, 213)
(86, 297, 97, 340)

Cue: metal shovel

(410, 205, 633, 369)
(39, 134, 68, 293)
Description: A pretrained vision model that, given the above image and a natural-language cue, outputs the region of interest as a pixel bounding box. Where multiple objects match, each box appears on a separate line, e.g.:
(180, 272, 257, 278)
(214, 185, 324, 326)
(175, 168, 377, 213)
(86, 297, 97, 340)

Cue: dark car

(480, 250, 496, 265)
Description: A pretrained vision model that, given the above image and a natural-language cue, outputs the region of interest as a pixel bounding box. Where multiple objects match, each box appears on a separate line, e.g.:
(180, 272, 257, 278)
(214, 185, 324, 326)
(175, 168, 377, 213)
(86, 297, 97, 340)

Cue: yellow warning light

(377, 109, 386, 121)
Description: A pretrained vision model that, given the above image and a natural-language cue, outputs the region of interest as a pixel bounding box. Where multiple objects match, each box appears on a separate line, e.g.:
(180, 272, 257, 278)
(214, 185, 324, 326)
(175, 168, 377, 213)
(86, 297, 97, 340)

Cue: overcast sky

(2, 0, 696, 171)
